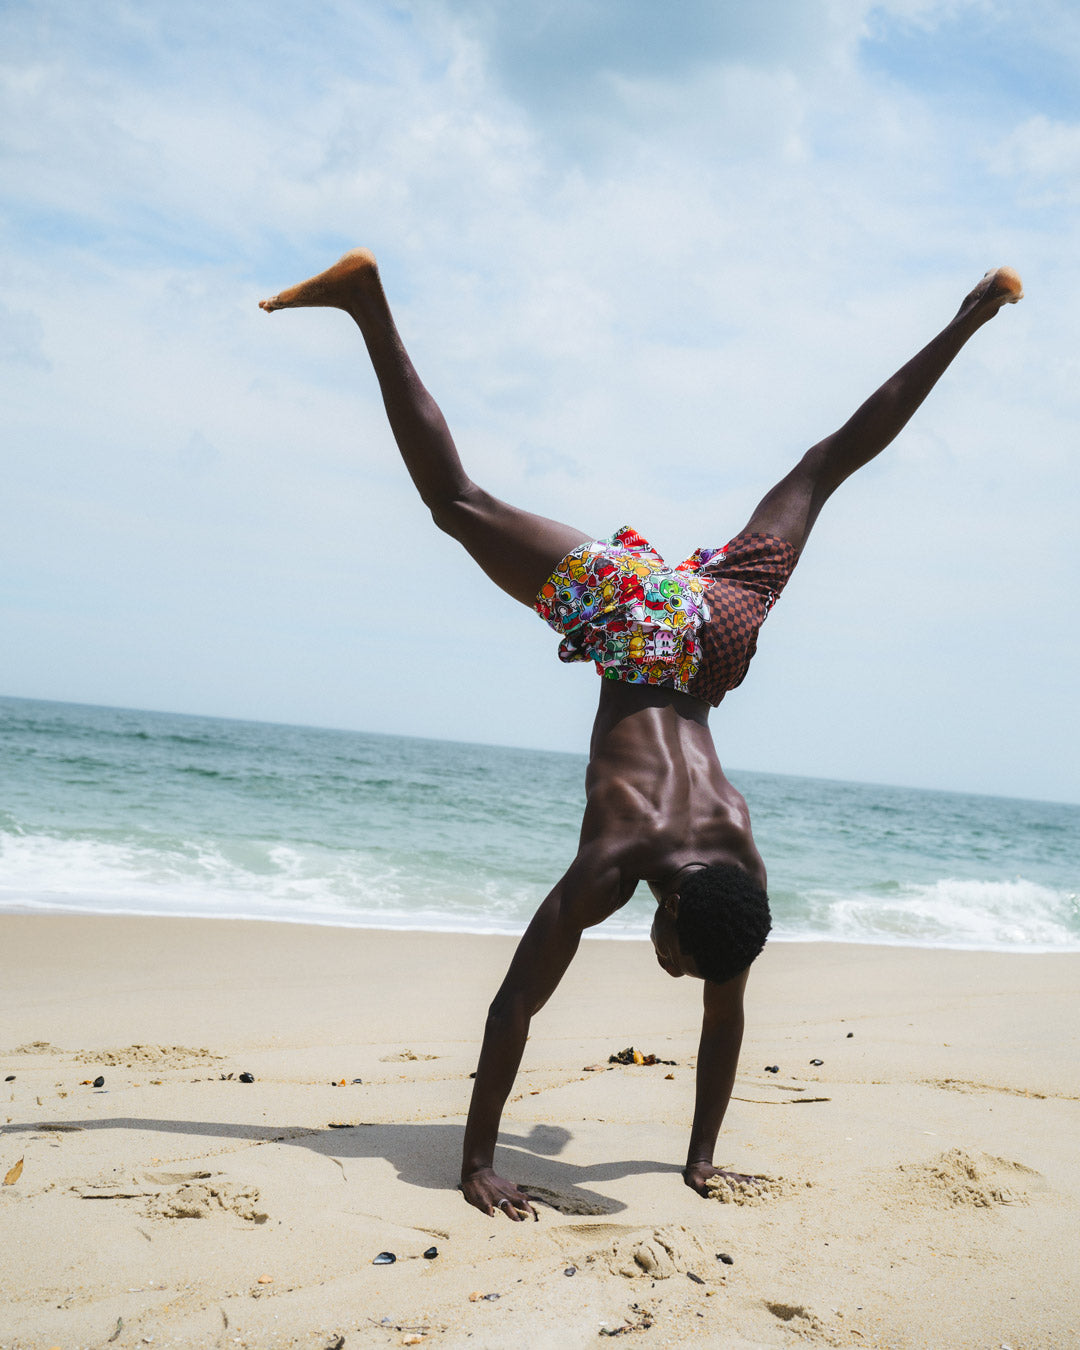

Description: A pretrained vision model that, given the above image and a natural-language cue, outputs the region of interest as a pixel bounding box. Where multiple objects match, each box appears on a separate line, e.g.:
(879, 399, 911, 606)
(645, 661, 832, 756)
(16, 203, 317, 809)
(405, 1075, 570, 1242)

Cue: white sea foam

(0, 830, 545, 935)
(782, 876, 1080, 952)
(2, 830, 1078, 950)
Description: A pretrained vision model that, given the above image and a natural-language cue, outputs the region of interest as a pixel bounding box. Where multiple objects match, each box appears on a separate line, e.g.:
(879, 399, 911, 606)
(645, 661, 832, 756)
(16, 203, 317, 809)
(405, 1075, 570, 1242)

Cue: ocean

(1, 695, 1077, 952)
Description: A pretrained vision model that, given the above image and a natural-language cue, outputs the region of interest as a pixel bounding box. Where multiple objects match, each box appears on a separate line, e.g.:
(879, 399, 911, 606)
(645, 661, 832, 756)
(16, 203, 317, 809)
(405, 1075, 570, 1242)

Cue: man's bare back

(259, 250, 1022, 1219)
(584, 681, 765, 901)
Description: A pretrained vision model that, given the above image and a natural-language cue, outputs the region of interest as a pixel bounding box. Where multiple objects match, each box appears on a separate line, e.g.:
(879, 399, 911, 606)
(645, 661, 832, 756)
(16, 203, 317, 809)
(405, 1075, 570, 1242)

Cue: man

(260, 252, 1022, 1220)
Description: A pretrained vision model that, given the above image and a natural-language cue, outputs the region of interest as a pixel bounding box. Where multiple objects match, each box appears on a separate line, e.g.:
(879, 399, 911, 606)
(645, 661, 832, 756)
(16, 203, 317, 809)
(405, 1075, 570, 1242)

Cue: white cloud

(1, 0, 1077, 800)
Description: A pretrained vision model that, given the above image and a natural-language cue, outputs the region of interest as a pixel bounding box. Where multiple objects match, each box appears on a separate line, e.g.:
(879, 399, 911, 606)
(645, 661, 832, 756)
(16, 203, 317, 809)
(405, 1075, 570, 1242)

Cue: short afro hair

(675, 863, 772, 986)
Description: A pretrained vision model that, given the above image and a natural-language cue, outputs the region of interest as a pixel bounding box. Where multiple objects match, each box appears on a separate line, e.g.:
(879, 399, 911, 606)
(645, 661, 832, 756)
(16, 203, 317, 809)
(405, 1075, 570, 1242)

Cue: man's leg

(260, 249, 591, 606)
(741, 267, 1023, 552)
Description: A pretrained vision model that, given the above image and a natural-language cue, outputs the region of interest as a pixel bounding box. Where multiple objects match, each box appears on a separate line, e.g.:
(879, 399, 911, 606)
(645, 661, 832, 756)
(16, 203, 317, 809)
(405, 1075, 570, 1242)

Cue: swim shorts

(533, 527, 799, 706)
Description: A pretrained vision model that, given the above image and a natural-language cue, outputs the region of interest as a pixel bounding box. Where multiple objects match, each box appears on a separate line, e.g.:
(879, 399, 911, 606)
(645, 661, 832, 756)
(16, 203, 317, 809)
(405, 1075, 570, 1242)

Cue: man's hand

(460, 1167, 538, 1221)
(682, 1161, 762, 1198)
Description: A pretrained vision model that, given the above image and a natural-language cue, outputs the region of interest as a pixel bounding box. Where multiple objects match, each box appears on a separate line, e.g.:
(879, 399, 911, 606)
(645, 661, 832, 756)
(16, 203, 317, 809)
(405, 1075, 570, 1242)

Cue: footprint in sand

(146, 1179, 268, 1223)
(74, 1170, 267, 1223)
(605, 1225, 710, 1280)
(899, 1148, 1043, 1209)
(73, 1045, 222, 1069)
(765, 1301, 843, 1345)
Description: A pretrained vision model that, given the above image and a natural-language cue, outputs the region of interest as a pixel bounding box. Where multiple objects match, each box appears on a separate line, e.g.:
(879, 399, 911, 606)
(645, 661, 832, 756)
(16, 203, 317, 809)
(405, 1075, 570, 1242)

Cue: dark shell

(372, 1251, 396, 1265)
(92, 1076, 105, 1088)
(239, 1072, 255, 1083)
(687, 1271, 705, 1285)
(810, 1059, 824, 1066)
(423, 1246, 438, 1259)
(717, 1252, 734, 1265)
(564, 1266, 577, 1277)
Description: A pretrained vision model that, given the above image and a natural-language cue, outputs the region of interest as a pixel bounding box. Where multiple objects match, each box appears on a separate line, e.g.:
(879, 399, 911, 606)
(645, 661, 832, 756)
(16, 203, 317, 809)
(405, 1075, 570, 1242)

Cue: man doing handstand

(260, 254, 1022, 1221)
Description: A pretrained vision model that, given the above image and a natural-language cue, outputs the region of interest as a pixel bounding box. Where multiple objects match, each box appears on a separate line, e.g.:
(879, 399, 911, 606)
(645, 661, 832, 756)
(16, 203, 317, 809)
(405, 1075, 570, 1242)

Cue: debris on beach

(368, 1319, 432, 1339)
(4, 1075, 14, 1082)
(256, 1274, 274, 1284)
(93, 1075, 105, 1087)
(717, 1252, 734, 1264)
(564, 1266, 577, 1276)
(600, 1304, 655, 1336)
(810, 1059, 824, 1066)
(423, 1246, 439, 1259)
(764, 1065, 779, 1073)
(687, 1271, 705, 1284)
(372, 1251, 396, 1265)
(4, 1157, 24, 1186)
(608, 1047, 676, 1067)
(238, 1072, 255, 1083)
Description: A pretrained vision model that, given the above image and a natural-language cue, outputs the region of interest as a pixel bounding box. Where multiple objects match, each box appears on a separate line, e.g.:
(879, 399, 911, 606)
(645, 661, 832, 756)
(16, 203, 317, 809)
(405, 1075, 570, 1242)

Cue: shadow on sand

(2, 1116, 683, 1215)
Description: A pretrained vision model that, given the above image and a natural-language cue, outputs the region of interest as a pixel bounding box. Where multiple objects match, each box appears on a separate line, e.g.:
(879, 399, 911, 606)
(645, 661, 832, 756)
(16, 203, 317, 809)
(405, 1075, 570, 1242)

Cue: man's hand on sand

(460, 1167, 538, 1222)
(682, 1161, 761, 1197)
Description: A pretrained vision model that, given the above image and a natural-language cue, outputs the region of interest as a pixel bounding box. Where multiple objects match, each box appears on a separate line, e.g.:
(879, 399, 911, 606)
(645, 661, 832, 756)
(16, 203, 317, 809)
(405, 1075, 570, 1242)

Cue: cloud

(1, 0, 1077, 800)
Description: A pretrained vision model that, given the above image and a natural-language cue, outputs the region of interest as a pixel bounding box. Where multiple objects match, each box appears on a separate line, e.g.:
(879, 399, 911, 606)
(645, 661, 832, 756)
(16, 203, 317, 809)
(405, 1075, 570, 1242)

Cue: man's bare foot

(959, 266, 1024, 321)
(258, 248, 379, 313)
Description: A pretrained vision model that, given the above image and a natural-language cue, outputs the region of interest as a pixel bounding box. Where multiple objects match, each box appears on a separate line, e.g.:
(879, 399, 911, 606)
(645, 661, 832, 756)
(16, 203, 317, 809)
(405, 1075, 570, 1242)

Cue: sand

(1, 915, 1078, 1349)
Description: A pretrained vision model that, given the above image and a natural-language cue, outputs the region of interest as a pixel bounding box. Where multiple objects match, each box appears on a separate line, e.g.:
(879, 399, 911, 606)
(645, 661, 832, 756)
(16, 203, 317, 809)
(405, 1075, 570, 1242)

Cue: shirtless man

(260, 254, 1022, 1221)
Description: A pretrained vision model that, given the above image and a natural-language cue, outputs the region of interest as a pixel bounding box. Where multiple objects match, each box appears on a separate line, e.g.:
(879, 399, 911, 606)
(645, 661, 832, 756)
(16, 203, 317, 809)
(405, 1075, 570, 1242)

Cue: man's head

(650, 862, 772, 985)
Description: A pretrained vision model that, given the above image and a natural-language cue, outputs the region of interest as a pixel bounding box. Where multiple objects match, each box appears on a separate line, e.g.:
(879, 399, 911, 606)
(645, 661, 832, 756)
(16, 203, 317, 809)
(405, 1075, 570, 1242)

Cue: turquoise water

(1, 695, 1077, 951)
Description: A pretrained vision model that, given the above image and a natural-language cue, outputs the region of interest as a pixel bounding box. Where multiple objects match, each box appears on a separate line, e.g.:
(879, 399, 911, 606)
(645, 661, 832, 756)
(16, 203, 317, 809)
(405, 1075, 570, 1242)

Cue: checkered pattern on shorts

(688, 533, 799, 705)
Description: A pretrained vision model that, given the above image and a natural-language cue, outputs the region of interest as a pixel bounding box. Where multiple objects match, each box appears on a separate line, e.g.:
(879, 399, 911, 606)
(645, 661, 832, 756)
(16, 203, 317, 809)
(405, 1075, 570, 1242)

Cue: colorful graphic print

(534, 526, 726, 694)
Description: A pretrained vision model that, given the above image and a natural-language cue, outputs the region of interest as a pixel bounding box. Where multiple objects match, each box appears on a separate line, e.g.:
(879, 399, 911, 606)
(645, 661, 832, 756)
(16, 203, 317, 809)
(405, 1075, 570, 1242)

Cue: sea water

(1, 695, 1077, 951)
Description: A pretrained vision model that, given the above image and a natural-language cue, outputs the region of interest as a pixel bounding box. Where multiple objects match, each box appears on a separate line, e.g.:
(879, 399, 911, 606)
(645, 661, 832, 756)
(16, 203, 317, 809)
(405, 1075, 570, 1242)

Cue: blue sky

(2, 0, 1077, 802)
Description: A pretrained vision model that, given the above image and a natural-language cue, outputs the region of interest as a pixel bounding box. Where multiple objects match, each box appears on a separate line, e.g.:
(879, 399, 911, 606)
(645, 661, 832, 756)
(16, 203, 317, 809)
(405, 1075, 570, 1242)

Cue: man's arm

(682, 969, 750, 1196)
(460, 852, 627, 1220)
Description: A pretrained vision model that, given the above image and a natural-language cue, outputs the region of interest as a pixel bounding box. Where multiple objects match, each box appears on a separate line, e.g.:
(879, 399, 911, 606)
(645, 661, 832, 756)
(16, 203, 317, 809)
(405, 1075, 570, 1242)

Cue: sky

(2, 0, 1078, 803)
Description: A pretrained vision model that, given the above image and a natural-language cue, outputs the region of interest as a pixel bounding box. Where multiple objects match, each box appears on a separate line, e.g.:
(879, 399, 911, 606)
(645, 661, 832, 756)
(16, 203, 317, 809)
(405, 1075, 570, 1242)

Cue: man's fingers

(494, 1193, 536, 1221)
(514, 1190, 539, 1220)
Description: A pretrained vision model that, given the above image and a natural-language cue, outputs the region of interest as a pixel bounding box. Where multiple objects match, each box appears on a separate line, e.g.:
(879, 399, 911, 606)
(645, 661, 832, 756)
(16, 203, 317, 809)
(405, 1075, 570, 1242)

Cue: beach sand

(1, 915, 1077, 1349)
